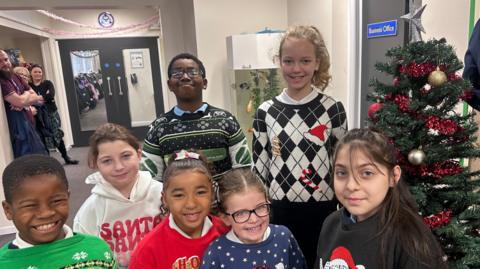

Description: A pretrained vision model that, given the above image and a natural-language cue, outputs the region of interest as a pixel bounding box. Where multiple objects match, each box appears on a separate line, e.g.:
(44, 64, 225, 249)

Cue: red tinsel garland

(425, 115, 459, 135)
(399, 62, 437, 77)
(394, 94, 410, 112)
(423, 210, 452, 229)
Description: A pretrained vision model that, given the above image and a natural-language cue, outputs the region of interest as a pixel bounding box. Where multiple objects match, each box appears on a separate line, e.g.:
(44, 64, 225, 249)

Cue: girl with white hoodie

(74, 123, 164, 268)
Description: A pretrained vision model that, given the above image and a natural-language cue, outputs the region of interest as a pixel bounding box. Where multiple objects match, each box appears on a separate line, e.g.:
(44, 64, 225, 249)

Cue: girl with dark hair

(314, 128, 446, 269)
(130, 149, 229, 269)
(29, 64, 78, 164)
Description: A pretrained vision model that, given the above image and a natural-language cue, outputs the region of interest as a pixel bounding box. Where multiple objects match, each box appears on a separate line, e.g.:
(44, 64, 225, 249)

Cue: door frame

(58, 36, 165, 146)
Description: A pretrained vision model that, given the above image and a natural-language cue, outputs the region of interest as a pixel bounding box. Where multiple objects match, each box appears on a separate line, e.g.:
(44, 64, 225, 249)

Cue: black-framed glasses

(225, 203, 271, 224)
(171, 69, 202, 79)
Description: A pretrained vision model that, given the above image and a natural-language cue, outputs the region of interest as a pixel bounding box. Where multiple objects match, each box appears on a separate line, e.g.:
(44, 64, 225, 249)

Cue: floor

(0, 146, 95, 246)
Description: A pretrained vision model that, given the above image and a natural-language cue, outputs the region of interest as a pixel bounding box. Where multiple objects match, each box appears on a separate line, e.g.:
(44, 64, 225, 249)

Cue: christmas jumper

(73, 171, 164, 268)
(129, 215, 229, 269)
(201, 224, 307, 269)
(0, 232, 117, 268)
(463, 18, 480, 110)
(141, 103, 252, 181)
(314, 208, 440, 269)
(1, 74, 47, 158)
(253, 89, 347, 267)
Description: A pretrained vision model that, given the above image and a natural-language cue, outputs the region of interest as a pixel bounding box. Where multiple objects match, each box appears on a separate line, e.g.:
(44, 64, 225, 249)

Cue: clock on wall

(98, 12, 114, 28)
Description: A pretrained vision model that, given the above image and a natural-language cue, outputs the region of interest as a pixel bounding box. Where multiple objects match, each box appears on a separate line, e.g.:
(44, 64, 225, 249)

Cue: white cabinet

(226, 32, 282, 70)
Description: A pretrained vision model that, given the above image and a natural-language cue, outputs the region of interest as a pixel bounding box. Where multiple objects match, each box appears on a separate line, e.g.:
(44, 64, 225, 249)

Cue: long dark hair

(333, 128, 446, 268)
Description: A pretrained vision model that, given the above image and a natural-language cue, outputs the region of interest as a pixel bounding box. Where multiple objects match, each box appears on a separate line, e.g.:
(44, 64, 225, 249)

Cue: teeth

(36, 222, 56, 231)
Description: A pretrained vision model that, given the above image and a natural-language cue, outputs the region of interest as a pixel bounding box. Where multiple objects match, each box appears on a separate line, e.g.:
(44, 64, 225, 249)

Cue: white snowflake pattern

(104, 252, 112, 260)
(230, 257, 234, 262)
(72, 251, 88, 261)
(217, 246, 222, 250)
(246, 249, 250, 253)
(243, 258, 248, 262)
(226, 252, 230, 256)
(257, 250, 262, 254)
(27, 266, 38, 269)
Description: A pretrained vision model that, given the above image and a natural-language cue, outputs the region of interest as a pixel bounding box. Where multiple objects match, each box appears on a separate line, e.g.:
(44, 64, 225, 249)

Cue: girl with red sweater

(130, 150, 229, 269)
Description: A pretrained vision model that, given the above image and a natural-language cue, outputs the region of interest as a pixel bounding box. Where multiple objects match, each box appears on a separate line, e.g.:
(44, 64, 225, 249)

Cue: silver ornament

(408, 149, 426, 165)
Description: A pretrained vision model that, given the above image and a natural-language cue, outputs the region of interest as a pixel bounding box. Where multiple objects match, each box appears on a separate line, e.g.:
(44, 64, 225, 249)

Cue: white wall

(52, 9, 159, 37)
(193, 0, 288, 111)
(423, 0, 470, 60)
(286, 0, 349, 112)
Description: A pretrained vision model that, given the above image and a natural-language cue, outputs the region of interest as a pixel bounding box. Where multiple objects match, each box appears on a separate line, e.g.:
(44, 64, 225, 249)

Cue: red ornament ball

(368, 102, 383, 119)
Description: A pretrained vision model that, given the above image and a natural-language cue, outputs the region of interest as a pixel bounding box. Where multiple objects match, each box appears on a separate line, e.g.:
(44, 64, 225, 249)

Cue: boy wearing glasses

(141, 53, 252, 182)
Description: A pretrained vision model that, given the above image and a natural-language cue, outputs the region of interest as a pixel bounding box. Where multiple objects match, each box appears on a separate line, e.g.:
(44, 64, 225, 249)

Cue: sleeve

(252, 105, 270, 183)
(73, 196, 99, 236)
(140, 120, 166, 182)
(226, 113, 252, 168)
(463, 19, 480, 110)
(129, 246, 157, 269)
(1, 80, 15, 98)
(44, 80, 56, 102)
(287, 229, 308, 269)
(200, 244, 221, 269)
(328, 101, 348, 149)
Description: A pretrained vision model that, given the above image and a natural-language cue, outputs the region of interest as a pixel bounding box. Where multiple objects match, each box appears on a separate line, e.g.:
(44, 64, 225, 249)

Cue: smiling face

(167, 58, 207, 106)
(280, 37, 320, 96)
(30, 66, 43, 83)
(333, 145, 400, 222)
(95, 140, 141, 197)
(2, 174, 69, 245)
(162, 170, 212, 238)
(221, 188, 270, 244)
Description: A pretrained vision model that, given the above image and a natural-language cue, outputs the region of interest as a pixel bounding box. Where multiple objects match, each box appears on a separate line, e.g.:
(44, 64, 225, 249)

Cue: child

(201, 167, 307, 269)
(314, 129, 446, 269)
(129, 150, 229, 269)
(253, 25, 348, 267)
(0, 154, 116, 268)
(73, 123, 164, 268)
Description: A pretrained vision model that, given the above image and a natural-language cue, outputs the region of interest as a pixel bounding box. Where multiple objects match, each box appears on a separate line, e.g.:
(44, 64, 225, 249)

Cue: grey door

(360, 0, 408, 126)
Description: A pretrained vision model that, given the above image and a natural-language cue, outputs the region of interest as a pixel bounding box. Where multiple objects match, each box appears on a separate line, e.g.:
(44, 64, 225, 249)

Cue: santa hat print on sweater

(322, 246, 365, 269)
(304, 124, 329, 147)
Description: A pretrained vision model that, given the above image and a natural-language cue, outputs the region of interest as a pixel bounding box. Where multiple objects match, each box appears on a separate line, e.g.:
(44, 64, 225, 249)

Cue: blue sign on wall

(367, 20, 397, 38)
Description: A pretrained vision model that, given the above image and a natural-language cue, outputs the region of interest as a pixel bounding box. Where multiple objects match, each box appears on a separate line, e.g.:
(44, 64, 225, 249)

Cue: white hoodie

(73, 171, 163, 268)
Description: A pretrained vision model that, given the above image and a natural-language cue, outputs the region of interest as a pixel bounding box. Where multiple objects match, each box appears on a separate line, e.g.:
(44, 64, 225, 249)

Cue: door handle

(107, 77, 112, 96)
(117, 76, 123, 95)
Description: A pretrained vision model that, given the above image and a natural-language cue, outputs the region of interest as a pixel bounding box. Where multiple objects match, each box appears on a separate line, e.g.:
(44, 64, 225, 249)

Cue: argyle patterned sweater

(142, 104, 252, 181)
(253, 92, 347, 202)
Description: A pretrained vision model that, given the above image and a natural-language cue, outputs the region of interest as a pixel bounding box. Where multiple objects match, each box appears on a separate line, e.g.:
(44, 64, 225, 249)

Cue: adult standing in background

(29, 64, 78, 164)
(463, 18, 480, 110)
(141, 53, 252, 182)
(0, 50, 47, 158)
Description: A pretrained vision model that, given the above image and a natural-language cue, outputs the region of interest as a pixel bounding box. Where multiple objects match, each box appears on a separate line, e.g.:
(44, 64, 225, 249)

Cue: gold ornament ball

(408, 149, 426, 165)
(428, 67, 447, 87)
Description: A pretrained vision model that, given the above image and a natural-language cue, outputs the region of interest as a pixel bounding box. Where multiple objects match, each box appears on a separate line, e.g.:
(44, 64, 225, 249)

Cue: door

(360, 0, 408, 126)
(58, 37, 164, 146)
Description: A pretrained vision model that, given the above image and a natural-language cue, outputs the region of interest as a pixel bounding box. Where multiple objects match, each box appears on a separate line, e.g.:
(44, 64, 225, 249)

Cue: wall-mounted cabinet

(226, 32, 282, 70)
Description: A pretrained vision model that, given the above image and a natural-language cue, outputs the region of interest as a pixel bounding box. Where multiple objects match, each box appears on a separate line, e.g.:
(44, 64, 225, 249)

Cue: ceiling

(0, 0, 162, 10)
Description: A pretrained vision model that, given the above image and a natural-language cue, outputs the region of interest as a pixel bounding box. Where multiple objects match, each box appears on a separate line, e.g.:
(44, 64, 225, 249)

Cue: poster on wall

(3, 49, 25, 66)
(130, 51, 144, 68)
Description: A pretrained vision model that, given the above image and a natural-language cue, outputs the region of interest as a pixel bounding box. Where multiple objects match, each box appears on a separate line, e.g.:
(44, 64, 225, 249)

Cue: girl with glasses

(201, 167, 307, 269)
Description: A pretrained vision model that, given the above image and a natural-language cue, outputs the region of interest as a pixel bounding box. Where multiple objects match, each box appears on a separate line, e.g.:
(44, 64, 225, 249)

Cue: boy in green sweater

(0, 154, 117, 268)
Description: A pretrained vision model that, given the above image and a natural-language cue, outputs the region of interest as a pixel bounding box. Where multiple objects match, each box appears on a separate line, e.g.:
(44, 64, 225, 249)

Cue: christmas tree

(367, 38, 480, 268)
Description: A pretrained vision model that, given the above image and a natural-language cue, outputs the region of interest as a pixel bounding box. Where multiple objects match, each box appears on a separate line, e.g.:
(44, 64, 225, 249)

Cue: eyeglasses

(224, 203, 271, 224)
(171, 69, 202, 79)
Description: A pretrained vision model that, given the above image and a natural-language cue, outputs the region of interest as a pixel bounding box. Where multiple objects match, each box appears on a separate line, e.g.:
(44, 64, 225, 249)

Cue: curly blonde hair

(278, 25, 331, 91)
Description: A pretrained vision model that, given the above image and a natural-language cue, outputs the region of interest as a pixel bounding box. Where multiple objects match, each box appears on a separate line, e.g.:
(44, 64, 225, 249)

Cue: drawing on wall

(130, 51, 144, 68)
